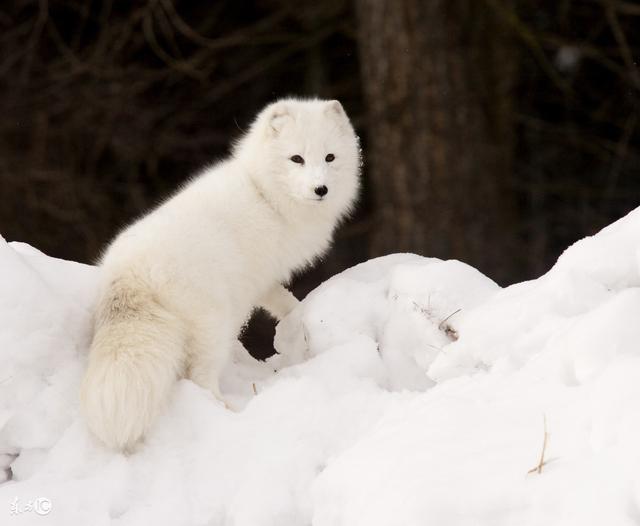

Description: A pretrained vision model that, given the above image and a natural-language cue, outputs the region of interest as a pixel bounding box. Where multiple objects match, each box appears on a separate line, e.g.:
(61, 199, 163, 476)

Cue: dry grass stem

(528, 414, 548, 475)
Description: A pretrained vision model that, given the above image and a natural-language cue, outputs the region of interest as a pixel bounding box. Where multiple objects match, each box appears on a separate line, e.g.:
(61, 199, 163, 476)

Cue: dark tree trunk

(355, 0, 518, 283)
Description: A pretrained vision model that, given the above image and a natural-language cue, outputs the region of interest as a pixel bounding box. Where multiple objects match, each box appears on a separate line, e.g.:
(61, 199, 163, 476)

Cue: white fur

(80, 98, 360, 451)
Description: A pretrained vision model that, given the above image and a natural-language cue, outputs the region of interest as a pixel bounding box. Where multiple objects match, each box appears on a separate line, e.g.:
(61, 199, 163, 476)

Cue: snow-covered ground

(2, 208, 640, 525)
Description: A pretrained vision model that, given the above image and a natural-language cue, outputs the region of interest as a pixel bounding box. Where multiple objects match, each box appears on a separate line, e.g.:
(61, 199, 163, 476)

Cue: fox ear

(266, 103, 292, 137)
(325, 100, 345, 117)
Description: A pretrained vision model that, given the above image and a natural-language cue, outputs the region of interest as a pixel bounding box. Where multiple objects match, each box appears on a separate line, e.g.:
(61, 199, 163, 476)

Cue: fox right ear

(266, 103, 291, 137)
(326, 100, 345, 117)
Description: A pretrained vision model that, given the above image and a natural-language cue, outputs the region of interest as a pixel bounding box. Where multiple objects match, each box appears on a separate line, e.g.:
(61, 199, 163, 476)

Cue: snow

(1, 207, 640, 525)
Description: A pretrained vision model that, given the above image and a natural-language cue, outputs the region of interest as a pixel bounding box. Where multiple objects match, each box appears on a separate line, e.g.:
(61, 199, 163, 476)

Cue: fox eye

(325, 153, 335, 162)
(290, 155, 305, 164)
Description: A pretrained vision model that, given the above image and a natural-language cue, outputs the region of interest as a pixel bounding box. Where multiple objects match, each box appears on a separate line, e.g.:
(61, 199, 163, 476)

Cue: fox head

(236, 98, 361, 220)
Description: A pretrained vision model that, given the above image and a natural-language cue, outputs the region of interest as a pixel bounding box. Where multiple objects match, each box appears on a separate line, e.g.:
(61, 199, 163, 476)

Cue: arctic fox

(80, 98, 360, 451)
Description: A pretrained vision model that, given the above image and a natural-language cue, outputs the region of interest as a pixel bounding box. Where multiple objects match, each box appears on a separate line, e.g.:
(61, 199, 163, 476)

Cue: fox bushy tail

(81, 275, 186, 451)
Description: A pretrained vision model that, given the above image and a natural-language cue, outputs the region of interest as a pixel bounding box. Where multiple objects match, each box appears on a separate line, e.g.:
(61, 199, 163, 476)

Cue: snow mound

(1, 207, 640, 525)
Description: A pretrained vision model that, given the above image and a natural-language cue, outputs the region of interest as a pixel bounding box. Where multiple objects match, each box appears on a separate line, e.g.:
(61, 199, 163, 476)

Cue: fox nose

(314, 185, 328, 197)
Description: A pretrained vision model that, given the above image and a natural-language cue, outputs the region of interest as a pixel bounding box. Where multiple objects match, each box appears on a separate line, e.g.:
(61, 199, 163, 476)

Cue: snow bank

(1, 208, 640, 525)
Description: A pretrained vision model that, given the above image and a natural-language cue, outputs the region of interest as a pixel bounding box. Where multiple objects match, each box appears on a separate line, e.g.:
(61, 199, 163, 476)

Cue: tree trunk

(355, 0, 518, 283)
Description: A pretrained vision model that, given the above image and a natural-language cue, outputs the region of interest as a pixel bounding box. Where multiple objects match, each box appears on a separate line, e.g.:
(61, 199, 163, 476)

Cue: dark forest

(2, 0, 639, 285)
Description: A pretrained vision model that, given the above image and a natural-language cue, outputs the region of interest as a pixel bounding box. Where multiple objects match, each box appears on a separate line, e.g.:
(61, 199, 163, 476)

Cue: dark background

(1, 1, 639, 354)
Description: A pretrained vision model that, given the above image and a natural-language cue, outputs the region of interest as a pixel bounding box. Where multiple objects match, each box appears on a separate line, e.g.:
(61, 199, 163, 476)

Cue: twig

(412, 302, 461, 342)
(528, 414, 548, 474)
(616, 1, 640, 16)
(603, 111, 637, 211)
(484, 0, 573, 96)
(252, 382, 257, 395)
(438, 309, 461, 331)
(602, 0, 640, 90)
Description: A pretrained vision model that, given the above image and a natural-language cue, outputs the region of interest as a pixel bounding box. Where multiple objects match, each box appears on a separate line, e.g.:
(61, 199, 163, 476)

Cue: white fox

(80, 98, 361, 451)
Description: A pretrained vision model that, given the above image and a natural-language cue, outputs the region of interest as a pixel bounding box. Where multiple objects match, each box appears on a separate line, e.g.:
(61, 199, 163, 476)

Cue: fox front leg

(257, 283, 299, 321)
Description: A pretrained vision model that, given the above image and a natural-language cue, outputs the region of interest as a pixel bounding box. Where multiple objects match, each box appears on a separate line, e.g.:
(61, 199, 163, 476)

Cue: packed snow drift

(2, 207, 640, 525)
